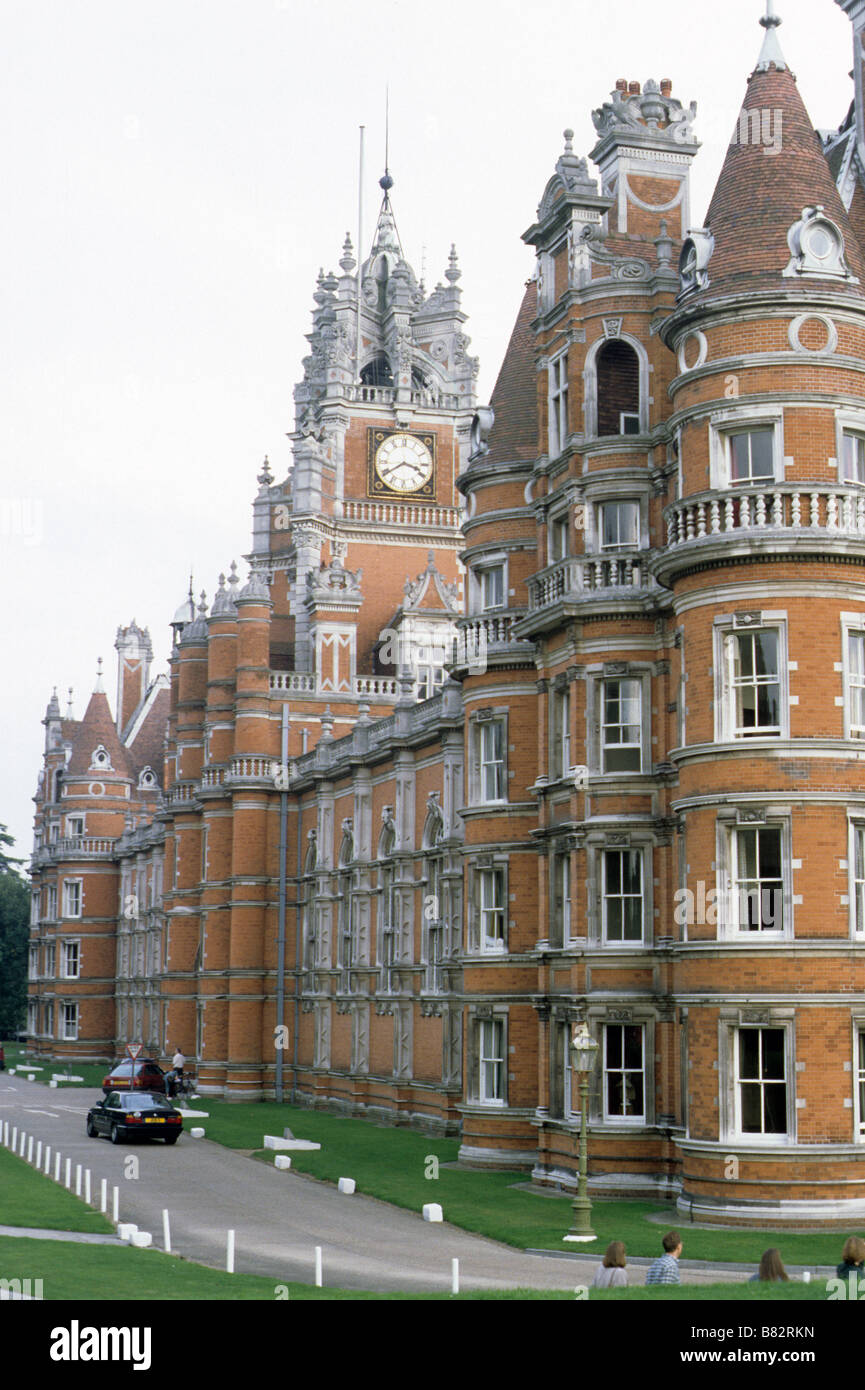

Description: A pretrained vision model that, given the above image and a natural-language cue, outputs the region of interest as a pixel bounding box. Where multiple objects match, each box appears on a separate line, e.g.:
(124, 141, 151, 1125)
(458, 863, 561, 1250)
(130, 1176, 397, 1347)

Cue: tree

(0, 825, 29, 1039)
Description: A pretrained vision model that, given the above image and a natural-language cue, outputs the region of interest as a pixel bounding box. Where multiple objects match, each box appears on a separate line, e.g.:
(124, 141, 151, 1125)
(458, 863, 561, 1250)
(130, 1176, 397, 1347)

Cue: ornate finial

(228, 560, 239, 594)
(563, 128, 574, 153)
(258, 455, 273, 487)
(445, 244, 461, 284)
(66, 687, 74, 718)
(95, 657, 104, 693)
(760, 0, 781, 28)
(379, 171, 394, 193)
(339, 233, 356, 273)
(198, 590, 207, 618)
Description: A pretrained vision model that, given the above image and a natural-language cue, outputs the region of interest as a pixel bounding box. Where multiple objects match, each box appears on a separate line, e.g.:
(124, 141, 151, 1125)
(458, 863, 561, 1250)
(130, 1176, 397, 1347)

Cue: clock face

(371, 432, 435, 496)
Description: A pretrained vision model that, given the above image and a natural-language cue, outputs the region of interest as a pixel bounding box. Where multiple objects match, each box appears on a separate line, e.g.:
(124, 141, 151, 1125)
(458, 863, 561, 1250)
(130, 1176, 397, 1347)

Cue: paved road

(0, 1074, 741, 1294)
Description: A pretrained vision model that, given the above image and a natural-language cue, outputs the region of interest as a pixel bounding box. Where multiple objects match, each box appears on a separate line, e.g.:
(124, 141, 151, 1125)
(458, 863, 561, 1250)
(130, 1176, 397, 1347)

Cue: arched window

(360, 355, 393, 387)
(597, 340, 640, 437)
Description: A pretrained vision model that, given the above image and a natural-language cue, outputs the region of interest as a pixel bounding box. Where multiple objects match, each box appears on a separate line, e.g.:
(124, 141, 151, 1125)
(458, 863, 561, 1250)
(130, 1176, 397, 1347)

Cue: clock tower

(256, 173, 477, 724)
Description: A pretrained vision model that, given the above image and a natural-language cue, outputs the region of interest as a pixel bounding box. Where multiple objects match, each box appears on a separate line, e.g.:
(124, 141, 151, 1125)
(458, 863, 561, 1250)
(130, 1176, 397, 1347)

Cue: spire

(685, 16, 865, 304)
(755, 0, 787, 73)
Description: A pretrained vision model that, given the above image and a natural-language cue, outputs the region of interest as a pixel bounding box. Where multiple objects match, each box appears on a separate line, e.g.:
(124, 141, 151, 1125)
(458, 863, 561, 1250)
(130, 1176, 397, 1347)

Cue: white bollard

(54, 1153, 61, 1183)
(44, 1146, 51, 1175)
(100, 1178, 107, 1214)
(18, 1131, 25, 1157)
(2, 1121, 7, 1145)
(423, 1203, 443, 1222)
(274, 1154, 291, 1171)
(27, 1135, 33, 1164)
(226, 1229, 235, 1274)
(75, 1164, 82, 1197)
(452, 1258, 459, 1295)
(190, 1127, 205, 1139)
(49, 1080, 57, 1089)
(803, 1270, 812, 1284)
(337, 1177, 356, 1194)
(10, 1126, 16, 1150)
(131, 1231, 152, 1249)
(84, 1169, 91, 1205)
(117, 1223, 138, 1242)
(65, 1158, 71, 1189)
(314, 1245, 322, 1288)
(112, 1186, 119, 1224)
(35, 1140, 42, 1169)
(162, 1209, 171, 1254)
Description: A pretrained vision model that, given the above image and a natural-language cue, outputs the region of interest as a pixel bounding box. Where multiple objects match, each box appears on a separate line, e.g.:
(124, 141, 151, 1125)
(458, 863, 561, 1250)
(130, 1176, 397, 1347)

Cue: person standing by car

(165, 1047, 186, 1097)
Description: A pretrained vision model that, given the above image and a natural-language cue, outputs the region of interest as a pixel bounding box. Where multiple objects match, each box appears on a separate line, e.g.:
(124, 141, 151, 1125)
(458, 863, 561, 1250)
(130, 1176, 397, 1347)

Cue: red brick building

(28, 3, 865, 1224)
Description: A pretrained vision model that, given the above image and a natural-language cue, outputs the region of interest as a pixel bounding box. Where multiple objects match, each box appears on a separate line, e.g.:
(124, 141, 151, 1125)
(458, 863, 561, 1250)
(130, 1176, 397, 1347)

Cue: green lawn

(179, 1099, 860, 1269)
(0, 1146, 112, 1234)
(2, 1042, 108, 1089)
(0, 1235, 838, 1301)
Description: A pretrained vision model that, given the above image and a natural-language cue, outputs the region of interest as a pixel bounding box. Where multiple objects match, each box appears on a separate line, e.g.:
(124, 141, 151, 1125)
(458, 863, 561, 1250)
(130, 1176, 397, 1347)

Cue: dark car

(87, 1090, 183, 1144)
(101, 1058, 167, 1095)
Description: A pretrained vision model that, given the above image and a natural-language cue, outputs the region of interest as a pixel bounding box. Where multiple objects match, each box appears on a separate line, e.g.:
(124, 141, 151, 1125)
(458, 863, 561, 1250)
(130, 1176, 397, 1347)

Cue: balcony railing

(268, 672, 399, 699)
(32, 836, 118, 864)
(342, 500, 461, 528)
(527, 554, 654, 610)
(666, 487, 865, 547)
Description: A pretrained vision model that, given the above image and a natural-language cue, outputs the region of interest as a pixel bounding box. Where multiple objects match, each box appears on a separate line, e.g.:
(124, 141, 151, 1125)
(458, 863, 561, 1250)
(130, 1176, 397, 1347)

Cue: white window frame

(551, 686, 571, 781)
(29, 945, 39, 979)
(470, 553, 508, 616)
(66, 816, 84, 838)
(44, 885, 57, 922)
(716, 814, 791, 940)
(548, 351, 569, 457)
(61, 1002, 79, 1042)
(835, 410, 865, 486)
(601, 677, 643, 774)
(714, 614, 789, 743)
(849, 821, 865, 939)
(841, 616, 865, 740)
(709, 406, 784, 490)
(601, 848, 644, 946)
(855, 1024, 865, 1141)
(549, 511, 570, 564)
(45, 942, 56, 979)
(478, 1017, 506, 1105)
(603, 1022, 646, 1124)
(62, 879, 82, 919)
(61, 938, 80, 980)
(598, 499, 640, 551)
(551, 850, 573, 947)
(732, 1025, 791, 1141)
(478, 867, 506, 953)
(473, 716, 507, 805)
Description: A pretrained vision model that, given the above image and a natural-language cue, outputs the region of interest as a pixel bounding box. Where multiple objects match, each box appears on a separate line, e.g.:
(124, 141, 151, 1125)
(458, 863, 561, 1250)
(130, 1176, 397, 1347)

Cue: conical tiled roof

(485, 279, 538, 467)
(697, 57, 865, 304)
(65, 690, 133, 778)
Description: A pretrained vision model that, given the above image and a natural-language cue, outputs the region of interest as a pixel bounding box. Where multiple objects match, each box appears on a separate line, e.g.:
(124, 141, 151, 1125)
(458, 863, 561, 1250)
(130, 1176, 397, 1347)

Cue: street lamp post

(563, 1022, 598, 1243)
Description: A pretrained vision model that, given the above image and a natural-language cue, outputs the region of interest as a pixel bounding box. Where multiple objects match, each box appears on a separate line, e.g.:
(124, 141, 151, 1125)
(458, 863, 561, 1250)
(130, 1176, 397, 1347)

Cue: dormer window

(89, 745, 112, 772)
(784, 206, 858, 283)
(137, 767, 157, 791)
(677, 228, 714, 298)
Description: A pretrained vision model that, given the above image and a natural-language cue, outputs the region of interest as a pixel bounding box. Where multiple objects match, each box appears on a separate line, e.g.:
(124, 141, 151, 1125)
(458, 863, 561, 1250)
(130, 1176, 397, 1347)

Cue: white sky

(0, 0, 854, 861)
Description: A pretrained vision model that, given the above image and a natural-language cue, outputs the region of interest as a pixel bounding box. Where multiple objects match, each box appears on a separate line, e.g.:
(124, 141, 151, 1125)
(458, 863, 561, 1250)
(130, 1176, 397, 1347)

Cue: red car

(101, 1058, 167, 1095)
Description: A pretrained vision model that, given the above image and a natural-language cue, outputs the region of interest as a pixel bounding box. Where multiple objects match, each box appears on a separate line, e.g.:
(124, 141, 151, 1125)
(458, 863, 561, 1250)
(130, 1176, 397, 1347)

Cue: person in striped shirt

(645, 1231, 683, 1285)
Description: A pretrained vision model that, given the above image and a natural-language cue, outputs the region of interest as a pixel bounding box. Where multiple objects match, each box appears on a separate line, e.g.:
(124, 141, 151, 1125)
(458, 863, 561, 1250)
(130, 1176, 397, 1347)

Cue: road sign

(125, 1043, 143, 1061)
